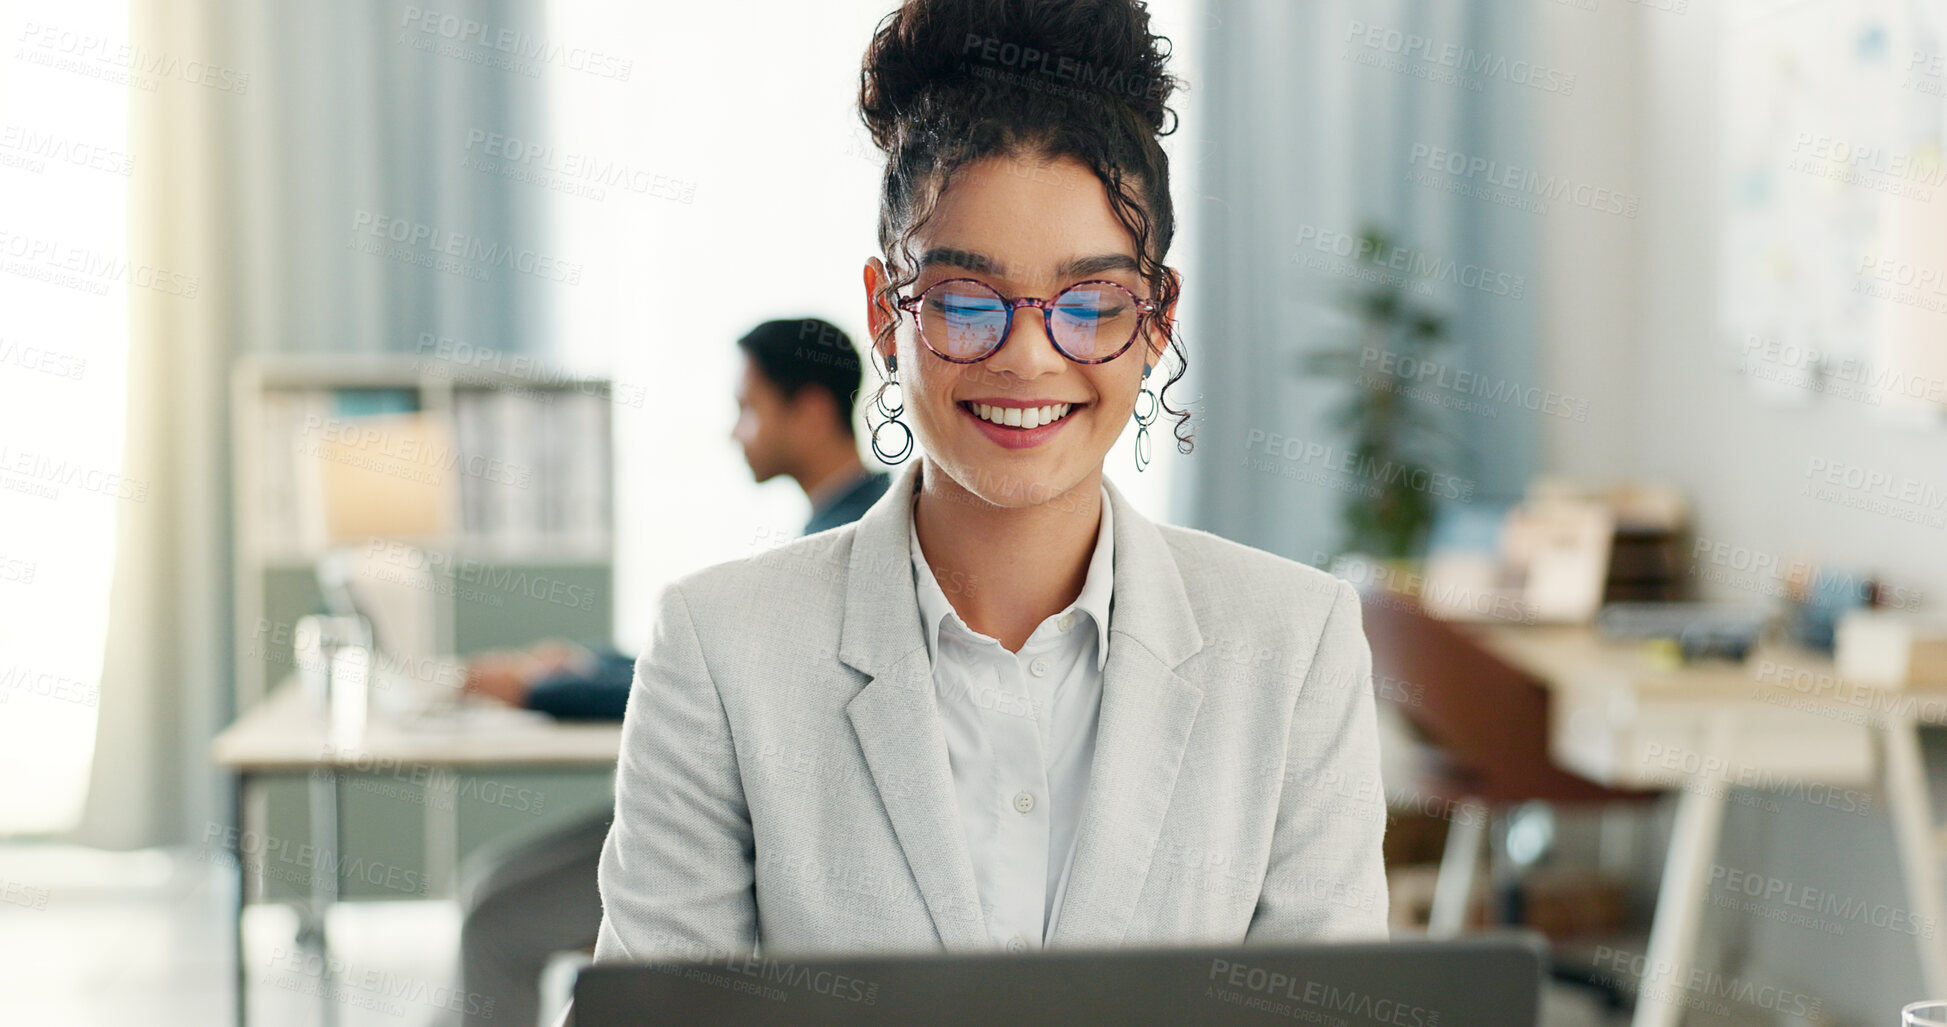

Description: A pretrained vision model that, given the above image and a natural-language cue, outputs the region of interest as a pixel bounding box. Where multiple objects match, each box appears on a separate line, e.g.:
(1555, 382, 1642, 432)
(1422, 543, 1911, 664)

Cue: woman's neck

(911, 458, 1103, 653)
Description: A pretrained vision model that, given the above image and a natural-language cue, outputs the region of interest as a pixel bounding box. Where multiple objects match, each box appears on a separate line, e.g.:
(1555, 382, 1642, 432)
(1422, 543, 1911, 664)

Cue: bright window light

(0, 0, 132, 834)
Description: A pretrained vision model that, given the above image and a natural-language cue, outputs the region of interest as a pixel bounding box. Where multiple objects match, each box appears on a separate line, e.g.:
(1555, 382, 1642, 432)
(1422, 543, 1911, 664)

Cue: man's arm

(1245, 578, 1391, 942)
(524, 648, 636, 720)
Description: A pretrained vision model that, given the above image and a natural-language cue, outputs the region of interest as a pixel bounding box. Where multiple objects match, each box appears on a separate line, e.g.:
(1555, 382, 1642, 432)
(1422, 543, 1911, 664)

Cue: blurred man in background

(732, 317, 891, 534)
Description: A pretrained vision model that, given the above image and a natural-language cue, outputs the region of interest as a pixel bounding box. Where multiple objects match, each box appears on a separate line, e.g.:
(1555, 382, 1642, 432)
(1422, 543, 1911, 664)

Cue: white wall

(1540, 1, 1947, 1017)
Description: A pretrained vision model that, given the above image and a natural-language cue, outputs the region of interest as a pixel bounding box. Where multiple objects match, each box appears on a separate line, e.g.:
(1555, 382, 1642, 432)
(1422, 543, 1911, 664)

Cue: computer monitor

(572, 934, 1546, 1027)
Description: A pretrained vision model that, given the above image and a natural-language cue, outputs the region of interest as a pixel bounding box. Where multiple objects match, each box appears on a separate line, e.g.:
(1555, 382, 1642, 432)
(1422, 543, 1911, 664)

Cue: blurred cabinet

(227, 352, 619, 901)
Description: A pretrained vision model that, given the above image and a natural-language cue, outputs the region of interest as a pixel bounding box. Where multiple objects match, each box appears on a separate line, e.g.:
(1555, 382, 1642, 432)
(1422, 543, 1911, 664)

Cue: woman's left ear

(863, 256, 899, 364)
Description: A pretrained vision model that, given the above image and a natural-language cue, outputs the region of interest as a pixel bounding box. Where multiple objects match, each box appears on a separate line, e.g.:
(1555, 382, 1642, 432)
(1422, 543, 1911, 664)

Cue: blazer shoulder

(1154, 522, 1352, 615)
(663, 523, 860, 614)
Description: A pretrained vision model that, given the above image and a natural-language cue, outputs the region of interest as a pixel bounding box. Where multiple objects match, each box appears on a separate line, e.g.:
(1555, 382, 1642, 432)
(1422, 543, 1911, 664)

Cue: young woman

(589, 0, 1387, 972)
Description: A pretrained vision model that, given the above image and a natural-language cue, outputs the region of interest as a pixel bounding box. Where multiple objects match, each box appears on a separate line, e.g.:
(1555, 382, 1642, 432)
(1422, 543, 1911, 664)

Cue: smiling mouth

(957, 401, 1085, 430)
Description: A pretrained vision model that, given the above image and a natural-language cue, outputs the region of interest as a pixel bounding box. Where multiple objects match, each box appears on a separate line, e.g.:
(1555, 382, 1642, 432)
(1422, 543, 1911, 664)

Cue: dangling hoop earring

(1132, 361, 1159, 473)
(869, 351, 914, 464)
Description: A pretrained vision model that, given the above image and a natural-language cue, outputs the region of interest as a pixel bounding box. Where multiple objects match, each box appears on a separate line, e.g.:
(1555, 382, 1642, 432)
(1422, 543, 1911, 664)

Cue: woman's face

(864, 153, 1176, 509)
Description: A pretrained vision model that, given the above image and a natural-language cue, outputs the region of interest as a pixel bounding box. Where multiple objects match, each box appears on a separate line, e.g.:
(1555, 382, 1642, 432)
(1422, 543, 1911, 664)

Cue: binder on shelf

(486, 388, 543, 548)
(548, 389, 612, 549)
(453, 388, 493, 540)
(232, 353, 616, 713)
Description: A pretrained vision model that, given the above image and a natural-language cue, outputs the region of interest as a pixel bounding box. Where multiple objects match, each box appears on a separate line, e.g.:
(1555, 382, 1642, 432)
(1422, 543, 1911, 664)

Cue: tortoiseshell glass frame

(893, 277, 1159, 365)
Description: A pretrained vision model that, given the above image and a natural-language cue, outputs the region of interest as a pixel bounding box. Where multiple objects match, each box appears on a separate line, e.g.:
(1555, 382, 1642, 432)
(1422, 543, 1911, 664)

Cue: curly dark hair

(858, 0, 1194, 457)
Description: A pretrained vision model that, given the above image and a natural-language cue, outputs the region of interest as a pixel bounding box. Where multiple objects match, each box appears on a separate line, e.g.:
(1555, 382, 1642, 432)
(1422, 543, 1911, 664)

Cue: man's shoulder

(665, 524, 862, 612)
(804, 469, 894, 536)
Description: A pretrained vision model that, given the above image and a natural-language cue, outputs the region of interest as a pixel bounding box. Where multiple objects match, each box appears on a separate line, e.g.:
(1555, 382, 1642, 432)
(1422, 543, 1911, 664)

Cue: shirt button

(1007, 935, 1027, 954)
(1029, 656, 1051, 677)
(1013, 790, 1035, 813)
(1057, 612, 1076, 632)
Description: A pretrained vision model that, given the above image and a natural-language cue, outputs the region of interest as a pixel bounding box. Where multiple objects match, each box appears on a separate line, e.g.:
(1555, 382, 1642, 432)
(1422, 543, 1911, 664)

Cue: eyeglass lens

(919, 280, 1139, 362)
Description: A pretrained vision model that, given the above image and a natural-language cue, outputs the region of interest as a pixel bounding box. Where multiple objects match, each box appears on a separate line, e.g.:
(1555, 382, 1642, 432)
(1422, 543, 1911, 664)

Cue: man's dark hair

(736, 318, 865, 437)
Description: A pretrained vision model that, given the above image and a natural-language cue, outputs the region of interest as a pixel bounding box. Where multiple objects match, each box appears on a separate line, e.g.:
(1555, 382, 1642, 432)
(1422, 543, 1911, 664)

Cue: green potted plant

(1298, 223, 1461, 564)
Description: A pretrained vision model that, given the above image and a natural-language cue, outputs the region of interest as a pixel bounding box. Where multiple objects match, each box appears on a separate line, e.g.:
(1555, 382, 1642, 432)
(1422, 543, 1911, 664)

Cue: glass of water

(293, 613, 372, 714)
(1906, 1001, 1947, 1026)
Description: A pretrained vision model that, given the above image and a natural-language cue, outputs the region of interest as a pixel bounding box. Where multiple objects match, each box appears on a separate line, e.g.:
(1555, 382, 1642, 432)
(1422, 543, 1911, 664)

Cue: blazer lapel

(1048, 474, 1207, 947)
(838, 459, 991, 951)
(835, 461, 1208, 952)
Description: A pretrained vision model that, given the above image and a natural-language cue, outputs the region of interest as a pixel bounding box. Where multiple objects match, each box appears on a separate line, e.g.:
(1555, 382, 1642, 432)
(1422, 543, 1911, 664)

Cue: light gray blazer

(590, 457, 1389, 971)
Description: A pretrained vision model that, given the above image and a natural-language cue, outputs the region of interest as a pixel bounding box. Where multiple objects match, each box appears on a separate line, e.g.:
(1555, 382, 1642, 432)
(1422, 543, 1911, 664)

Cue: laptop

(572, 935, 1546, 1026)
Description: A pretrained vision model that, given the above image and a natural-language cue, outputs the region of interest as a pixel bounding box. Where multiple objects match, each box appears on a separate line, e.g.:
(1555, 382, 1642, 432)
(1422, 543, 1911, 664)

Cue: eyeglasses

(894, 278, 1159, 365)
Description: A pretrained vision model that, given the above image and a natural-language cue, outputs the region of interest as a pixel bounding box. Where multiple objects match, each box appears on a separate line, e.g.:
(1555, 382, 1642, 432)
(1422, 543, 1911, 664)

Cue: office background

(4, 0, 1947, 1024)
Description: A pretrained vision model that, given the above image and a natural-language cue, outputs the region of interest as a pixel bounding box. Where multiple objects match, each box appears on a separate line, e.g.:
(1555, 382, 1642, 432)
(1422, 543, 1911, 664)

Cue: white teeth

(970, 403, 1074, 429)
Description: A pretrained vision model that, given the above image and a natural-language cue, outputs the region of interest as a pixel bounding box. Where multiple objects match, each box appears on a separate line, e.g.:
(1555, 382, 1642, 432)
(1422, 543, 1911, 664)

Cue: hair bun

(859, 0, 1179, 152)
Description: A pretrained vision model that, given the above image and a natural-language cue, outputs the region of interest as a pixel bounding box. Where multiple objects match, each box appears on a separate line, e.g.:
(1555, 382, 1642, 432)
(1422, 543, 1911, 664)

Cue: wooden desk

(211, 684, 622, 1027)
(1426, 615, 1947, 1026)
(212, 680, 623, 771)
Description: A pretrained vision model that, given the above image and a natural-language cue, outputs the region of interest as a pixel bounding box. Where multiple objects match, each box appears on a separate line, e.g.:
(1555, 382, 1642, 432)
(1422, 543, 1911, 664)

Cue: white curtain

(79, 0, 558, 849)
(0, 0, 132, 836)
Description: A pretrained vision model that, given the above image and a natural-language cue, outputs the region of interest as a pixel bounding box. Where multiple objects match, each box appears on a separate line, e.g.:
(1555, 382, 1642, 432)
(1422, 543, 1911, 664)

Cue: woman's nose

(984, 304, 1066, 380)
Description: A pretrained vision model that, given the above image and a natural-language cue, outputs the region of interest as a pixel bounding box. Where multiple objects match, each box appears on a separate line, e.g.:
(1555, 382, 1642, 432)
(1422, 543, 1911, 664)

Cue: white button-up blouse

(906, 484, 1115, 953)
